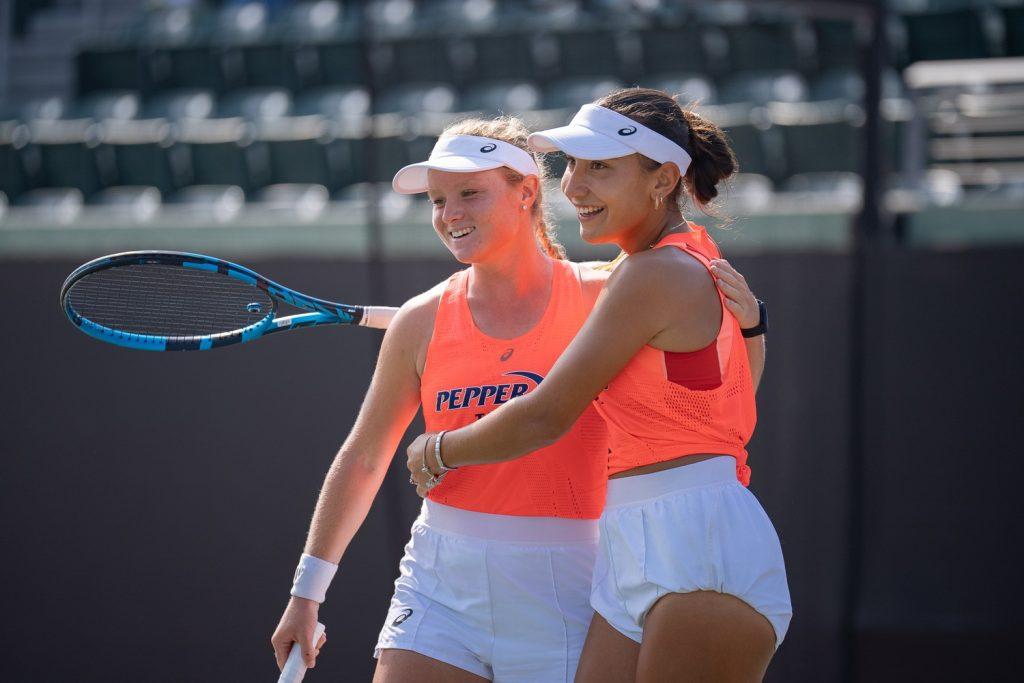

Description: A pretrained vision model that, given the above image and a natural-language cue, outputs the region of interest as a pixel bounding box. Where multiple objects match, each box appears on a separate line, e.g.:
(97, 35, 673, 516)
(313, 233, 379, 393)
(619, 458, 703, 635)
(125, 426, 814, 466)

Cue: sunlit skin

(427, 168, 538, 265)
(561, 153, 683, 253)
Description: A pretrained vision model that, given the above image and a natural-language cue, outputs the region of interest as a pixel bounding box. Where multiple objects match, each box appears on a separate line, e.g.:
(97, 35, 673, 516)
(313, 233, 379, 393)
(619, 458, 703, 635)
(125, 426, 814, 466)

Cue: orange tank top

(422, 259, 608, 518)
(594, 227, 757, 485)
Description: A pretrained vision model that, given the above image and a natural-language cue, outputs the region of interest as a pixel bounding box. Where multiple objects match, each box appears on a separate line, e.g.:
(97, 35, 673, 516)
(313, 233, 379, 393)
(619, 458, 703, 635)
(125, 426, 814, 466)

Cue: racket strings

(67, 264, 274, 337)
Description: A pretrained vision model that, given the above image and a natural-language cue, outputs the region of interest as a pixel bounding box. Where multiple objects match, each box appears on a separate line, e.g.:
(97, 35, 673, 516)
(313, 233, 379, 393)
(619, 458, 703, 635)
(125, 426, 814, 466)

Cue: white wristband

(290, 553, 338, 603)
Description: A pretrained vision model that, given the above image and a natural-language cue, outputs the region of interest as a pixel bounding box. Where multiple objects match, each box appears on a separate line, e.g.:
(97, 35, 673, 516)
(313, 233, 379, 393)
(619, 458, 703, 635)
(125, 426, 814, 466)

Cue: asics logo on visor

(480, 143, 497, 153)
(618, 126, 638, 136)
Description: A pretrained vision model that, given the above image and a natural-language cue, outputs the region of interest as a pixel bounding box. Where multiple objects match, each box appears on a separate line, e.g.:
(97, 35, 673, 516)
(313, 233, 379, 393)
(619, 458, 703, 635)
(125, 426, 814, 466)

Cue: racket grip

(278, 622, 325, 683)
(360, 306, 399, 330)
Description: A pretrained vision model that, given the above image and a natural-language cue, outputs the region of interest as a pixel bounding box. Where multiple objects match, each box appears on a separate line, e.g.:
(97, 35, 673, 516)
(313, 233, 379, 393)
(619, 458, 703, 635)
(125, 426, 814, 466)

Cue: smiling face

(427, 168, 533, 264)
(560, 153, 663, 247)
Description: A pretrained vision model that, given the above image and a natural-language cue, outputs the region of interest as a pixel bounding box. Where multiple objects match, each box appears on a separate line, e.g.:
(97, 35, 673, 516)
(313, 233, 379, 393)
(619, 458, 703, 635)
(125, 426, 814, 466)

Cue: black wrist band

(741, 300, 768, 338)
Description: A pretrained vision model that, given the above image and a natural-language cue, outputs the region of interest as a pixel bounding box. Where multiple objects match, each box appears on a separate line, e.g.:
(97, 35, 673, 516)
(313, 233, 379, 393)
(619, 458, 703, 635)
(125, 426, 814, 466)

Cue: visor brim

(391, 157, 506, 194)
(528, 126, 636, 160)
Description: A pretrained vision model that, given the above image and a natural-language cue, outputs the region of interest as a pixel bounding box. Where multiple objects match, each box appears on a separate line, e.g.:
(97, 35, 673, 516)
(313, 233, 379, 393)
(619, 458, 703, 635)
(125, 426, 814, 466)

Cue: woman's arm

(410, 249, 720, 480)
(272, 295, 432, 670)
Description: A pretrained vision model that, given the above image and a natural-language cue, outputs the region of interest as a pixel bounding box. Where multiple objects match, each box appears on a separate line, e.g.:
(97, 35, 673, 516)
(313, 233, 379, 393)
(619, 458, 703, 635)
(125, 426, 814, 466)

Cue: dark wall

(1, 249, 1020, 682)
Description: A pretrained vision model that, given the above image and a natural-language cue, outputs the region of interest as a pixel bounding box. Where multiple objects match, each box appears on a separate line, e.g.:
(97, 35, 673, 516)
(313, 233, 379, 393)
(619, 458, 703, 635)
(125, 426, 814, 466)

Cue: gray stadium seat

(218, 88, 293, 121)
(101, 119, 183, 196)
(90, 186, 162, 223)
(376, 83, 458, 114)
(812, 19, 863, 72)
(374, 35, 472, 86)
(72, 91, 141, 121)
(175, 118, 262, 193)
(337, 182, 416, 222)
(469, 31, 542, 83)
(901, 6, 1000, 62)
(294, 87, 371, 121)
(142, 90, 217, 121)
(26, 120, 114, 197)
(782, 171, 863, 211)
(165, 185, 245, 224)
(14, 188, 85, 224)
(638, 24, 710, 77)
(543, 77, 625, 110)
(719, 71, 808, 106)
(76, 46, 147, 95)
(721, 172, 775, 214)
(645, 74, 717, 107)
(0, 123, 31, 201)
(771, 102, 863, 177)
(552, 28, 639, 81)
(315, 40, 366, 88)
(1004, 6, 1024, 56)
(460, 81, 543, 116)
(0, 191, 7, 222)
(250, 183, 330, 222)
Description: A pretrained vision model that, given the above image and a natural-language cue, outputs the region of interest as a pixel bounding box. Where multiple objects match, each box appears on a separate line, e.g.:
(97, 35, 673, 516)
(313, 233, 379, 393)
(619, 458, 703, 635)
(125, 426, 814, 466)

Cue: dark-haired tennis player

(409, 90, 790, 682)
(274, 115, 764, 682)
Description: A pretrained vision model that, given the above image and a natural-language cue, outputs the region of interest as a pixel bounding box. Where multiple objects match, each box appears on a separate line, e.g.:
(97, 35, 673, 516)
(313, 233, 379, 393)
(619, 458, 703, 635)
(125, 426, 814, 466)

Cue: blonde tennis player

(273, 115, 764, 682)
(408, 89, 790, 683)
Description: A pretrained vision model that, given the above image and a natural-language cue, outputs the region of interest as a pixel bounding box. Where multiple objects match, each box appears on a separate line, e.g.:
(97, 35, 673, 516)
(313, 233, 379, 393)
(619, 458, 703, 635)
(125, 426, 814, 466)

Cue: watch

(741, 300, 768, 338)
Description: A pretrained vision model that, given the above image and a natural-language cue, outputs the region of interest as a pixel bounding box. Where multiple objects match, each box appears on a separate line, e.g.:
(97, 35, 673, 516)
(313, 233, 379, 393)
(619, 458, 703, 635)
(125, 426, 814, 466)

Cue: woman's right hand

(271, 596, 327, 671)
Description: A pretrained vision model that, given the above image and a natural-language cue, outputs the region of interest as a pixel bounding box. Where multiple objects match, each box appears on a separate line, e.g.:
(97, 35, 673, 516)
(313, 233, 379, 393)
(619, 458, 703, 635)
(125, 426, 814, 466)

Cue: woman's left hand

(406, 432, 441, 498)
(710, 259, 759, 329)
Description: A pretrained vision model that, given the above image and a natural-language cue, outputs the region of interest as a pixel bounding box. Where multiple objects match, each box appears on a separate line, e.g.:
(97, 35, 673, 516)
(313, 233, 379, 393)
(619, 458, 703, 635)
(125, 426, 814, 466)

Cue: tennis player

(408, 89, 791, 682)
(274, 117, 607, 682)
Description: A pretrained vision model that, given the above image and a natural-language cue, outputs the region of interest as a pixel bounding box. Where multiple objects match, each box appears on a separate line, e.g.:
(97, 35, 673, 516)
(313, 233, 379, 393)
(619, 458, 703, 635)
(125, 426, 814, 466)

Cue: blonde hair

(440, 116, 566, 260)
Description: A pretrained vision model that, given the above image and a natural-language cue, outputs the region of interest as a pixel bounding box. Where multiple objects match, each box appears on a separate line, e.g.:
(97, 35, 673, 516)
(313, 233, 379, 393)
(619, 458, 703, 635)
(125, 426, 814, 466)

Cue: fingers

(302, 627, 318, 668)
(272, 635, 290, 672)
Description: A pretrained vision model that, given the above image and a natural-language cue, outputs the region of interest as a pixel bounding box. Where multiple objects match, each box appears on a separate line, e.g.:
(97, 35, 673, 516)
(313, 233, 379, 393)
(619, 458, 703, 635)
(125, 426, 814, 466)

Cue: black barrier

(1, 250, 1021, 682)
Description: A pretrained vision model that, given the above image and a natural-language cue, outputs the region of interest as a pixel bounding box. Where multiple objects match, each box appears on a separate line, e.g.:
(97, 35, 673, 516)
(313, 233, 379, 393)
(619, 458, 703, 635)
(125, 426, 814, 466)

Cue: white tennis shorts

(375, 499, 599, 682)
(591, 456, 792, 648)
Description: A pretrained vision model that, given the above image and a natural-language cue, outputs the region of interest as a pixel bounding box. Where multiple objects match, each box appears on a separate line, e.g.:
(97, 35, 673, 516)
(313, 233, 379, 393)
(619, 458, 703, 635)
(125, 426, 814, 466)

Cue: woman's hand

(271, 596, 327, 671)
(406, 432, 442, 498)
(710, 259, 759, 329)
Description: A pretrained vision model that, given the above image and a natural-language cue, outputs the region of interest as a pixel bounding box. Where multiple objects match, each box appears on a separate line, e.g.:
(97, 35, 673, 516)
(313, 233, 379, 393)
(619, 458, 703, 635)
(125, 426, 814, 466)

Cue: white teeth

(577, 207, 603, 216)
(450, 226, 475, 238)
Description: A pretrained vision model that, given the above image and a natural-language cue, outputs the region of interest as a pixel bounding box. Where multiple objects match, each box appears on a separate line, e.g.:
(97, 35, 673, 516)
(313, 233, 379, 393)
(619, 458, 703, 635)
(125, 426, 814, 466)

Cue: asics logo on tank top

(434, 371, 543, 412)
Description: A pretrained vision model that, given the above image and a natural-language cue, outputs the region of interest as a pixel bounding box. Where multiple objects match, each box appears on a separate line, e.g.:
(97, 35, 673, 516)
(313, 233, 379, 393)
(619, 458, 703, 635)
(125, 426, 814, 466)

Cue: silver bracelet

(433, 430, 456, 473)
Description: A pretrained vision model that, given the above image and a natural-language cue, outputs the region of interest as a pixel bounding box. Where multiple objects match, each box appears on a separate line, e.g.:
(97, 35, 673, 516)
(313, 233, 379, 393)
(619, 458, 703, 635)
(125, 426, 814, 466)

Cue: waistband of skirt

(604, 456, 738, 508)
(419, 499, 599, 543)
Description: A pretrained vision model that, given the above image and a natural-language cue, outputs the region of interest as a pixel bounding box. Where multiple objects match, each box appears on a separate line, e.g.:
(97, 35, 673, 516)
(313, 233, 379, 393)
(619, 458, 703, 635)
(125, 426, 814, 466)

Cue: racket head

(60, 251, 280, 351)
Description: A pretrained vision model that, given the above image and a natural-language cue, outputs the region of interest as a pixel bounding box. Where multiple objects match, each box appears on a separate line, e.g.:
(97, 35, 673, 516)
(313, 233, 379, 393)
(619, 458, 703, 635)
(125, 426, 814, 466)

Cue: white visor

(392, 135, 541, 194)
(528, 104, 692, 175)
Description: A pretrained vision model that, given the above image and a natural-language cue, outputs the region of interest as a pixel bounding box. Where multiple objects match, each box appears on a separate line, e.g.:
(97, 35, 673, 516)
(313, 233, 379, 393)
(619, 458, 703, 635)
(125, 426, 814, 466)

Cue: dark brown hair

(442, 116, 566, 259)
(596, 88, 737, 213)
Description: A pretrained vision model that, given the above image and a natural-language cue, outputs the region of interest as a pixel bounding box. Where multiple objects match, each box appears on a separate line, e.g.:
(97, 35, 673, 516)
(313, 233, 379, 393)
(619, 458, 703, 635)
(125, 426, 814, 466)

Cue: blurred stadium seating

(0, 0, 1022, 243)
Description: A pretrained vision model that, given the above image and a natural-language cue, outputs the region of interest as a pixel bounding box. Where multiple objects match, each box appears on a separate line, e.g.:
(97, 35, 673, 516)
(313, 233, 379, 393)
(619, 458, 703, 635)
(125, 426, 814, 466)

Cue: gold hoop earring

(654, 194, 663, 210)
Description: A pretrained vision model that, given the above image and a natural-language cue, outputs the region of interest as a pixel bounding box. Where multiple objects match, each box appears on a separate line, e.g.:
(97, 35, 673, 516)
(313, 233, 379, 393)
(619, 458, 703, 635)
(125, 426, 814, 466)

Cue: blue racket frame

(60, 251, 365, 351)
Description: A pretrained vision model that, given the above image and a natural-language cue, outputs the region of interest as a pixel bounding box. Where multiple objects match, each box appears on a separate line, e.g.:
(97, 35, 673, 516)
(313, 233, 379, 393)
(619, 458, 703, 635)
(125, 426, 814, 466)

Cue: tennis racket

(60, 251, 397, 351)
(278, 622, 326, 683)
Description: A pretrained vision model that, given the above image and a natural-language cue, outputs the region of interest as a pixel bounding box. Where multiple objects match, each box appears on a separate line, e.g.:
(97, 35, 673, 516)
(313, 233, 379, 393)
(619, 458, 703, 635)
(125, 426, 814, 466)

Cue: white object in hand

(278, 622, 326, 683)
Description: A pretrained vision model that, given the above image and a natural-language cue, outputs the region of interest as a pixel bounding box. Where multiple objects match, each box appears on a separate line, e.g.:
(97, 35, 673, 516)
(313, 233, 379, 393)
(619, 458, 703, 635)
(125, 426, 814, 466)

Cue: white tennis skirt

(375, 499, 599, 682)
(591, 456, 792, 648)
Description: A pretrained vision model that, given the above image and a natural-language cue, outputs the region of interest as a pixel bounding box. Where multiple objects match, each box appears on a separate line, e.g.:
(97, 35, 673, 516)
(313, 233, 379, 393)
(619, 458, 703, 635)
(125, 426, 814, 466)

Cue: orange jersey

(594, 226, 757, 485)
(422, 259, 608, 518)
